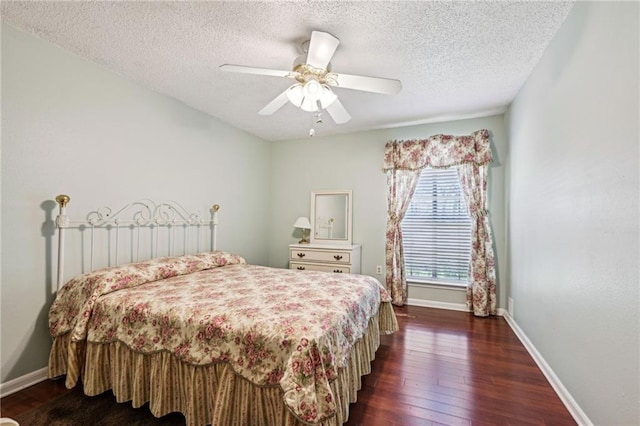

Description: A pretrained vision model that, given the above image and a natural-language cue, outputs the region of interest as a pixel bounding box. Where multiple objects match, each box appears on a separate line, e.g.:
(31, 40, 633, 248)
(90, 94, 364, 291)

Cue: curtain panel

(384, 168, 421, 305)
(383, 129, 496, 316)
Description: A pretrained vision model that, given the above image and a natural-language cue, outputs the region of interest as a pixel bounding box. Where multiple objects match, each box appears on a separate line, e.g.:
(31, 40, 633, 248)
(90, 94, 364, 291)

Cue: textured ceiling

(2, 1, 574, 141)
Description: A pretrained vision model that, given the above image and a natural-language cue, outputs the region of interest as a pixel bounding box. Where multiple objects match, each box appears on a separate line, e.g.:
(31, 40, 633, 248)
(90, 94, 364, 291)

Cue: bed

(47, 195, 398, 426)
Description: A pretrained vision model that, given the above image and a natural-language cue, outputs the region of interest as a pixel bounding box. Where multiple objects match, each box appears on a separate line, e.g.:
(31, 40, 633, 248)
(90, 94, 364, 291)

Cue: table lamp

(293, 217, 311, 244)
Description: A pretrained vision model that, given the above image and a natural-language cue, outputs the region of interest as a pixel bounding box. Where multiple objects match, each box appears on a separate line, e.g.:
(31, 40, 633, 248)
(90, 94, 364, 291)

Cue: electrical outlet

(376, 265, 382, 275)
(508, 297, 514, 317)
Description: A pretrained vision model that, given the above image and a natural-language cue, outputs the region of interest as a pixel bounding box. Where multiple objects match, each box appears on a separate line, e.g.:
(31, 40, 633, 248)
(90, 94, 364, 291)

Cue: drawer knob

(297, 253, 306, 258)
(333, 269, 342, 273)
(333, 255, 343, 261)
(297, 266, 306, 270)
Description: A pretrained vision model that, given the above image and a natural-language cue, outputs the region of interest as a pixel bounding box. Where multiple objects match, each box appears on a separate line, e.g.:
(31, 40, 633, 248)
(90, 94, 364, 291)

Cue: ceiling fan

(220, 31, 402, 126)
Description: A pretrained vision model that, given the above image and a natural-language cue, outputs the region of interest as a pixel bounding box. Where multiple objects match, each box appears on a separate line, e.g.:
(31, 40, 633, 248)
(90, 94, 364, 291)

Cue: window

(401, 167, 471, 286)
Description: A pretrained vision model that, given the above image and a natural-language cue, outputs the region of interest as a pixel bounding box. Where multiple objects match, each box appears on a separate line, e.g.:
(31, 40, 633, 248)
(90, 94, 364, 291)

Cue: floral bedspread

(49, 252, 392, 424)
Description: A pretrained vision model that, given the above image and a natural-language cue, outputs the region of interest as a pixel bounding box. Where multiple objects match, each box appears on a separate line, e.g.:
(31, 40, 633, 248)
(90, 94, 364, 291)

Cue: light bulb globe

(303, 80, 323, 101)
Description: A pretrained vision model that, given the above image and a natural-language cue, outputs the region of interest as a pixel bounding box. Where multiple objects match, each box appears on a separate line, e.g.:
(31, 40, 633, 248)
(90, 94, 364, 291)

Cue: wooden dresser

(289, 243, 361, 274)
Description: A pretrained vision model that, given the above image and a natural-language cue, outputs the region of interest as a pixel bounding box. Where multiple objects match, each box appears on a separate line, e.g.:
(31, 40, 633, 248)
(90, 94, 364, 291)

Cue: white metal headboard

(55, 194, 220, 291)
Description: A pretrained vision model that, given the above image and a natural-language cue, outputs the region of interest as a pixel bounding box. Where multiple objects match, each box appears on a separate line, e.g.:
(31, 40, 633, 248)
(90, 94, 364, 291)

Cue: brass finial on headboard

(56, 194, 70, 208)
(212, 204, 220, 212)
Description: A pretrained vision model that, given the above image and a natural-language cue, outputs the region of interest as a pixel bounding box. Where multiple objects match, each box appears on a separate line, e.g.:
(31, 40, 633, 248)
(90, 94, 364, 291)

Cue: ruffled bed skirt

(49, 302, 398, 426)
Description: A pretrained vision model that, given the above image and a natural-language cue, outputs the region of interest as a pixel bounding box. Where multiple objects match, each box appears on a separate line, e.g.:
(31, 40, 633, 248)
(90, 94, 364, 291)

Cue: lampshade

(286, 85, 304, 107)
(293, 216, 311, 229)
(318, 86, 337, 109)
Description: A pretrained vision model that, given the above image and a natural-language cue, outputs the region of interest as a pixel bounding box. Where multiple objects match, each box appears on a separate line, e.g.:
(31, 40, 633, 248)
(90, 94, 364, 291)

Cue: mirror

(310, 190, 352, 245)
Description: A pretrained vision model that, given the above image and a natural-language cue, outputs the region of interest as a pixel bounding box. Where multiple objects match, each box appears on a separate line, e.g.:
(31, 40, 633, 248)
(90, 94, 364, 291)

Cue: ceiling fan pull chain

(309, 113, 316, 137)
(309, 109, 324, 137)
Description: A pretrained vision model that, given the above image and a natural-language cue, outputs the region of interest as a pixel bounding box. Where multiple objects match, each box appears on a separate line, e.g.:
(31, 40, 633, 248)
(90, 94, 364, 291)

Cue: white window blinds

(401, 167, 472, 285)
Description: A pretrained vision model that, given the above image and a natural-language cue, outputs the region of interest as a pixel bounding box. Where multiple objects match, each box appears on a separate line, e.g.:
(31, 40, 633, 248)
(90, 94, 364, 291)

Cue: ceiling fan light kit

(220, 30, 402, 135)
(286, 82, 337, 112)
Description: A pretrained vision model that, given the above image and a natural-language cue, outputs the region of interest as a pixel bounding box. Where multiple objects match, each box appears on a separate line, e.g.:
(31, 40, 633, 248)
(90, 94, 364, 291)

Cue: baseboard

(0, 367, 48, 398)
(502, 312, 593, 426)
(406, 298, 470, 312)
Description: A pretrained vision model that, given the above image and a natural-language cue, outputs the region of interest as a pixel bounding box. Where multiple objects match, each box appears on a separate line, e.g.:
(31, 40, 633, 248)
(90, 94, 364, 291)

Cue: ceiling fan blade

(331, 72, 402, 95)
(306, 31, 339, 70)
(258, 89, 290, 115)
(220, 64, 295, 78)
(325, 99, 351, 124)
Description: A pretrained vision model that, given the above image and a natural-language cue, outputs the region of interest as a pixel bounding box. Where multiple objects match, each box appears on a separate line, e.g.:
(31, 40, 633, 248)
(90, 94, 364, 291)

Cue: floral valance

(383, 129, 491, 171)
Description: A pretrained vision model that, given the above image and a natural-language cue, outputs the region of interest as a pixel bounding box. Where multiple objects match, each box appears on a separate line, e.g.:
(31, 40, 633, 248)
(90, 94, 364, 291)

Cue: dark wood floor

(346, 306, 575, 425)
(1, 305, 575, 425)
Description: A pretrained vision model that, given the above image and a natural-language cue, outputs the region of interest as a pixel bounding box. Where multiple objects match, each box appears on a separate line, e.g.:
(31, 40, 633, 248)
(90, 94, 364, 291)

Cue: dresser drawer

(288, 243, 361, 274)
(289, 261, 351, 274)
(289, 248, 351, 264)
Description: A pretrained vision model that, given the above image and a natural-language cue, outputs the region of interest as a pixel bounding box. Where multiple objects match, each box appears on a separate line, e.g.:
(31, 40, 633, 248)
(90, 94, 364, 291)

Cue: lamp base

(298, 238, 309, 244)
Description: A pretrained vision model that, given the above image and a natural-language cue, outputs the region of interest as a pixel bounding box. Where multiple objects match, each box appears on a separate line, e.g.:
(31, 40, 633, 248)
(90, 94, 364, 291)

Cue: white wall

(268, 114, 507, 308)
(1, 25, 271, 383)
(506, 2, 639, 424)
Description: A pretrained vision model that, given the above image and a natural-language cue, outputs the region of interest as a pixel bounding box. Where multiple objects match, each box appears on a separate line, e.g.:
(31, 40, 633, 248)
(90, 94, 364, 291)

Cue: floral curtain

(383, 129, 496, 315)
(385, 168, 421, 305)
(457, 162, 496, 316)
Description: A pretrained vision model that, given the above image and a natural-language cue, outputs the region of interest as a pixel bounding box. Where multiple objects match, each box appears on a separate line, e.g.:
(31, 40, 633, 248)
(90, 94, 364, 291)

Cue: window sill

(407, 280, 468, 291)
